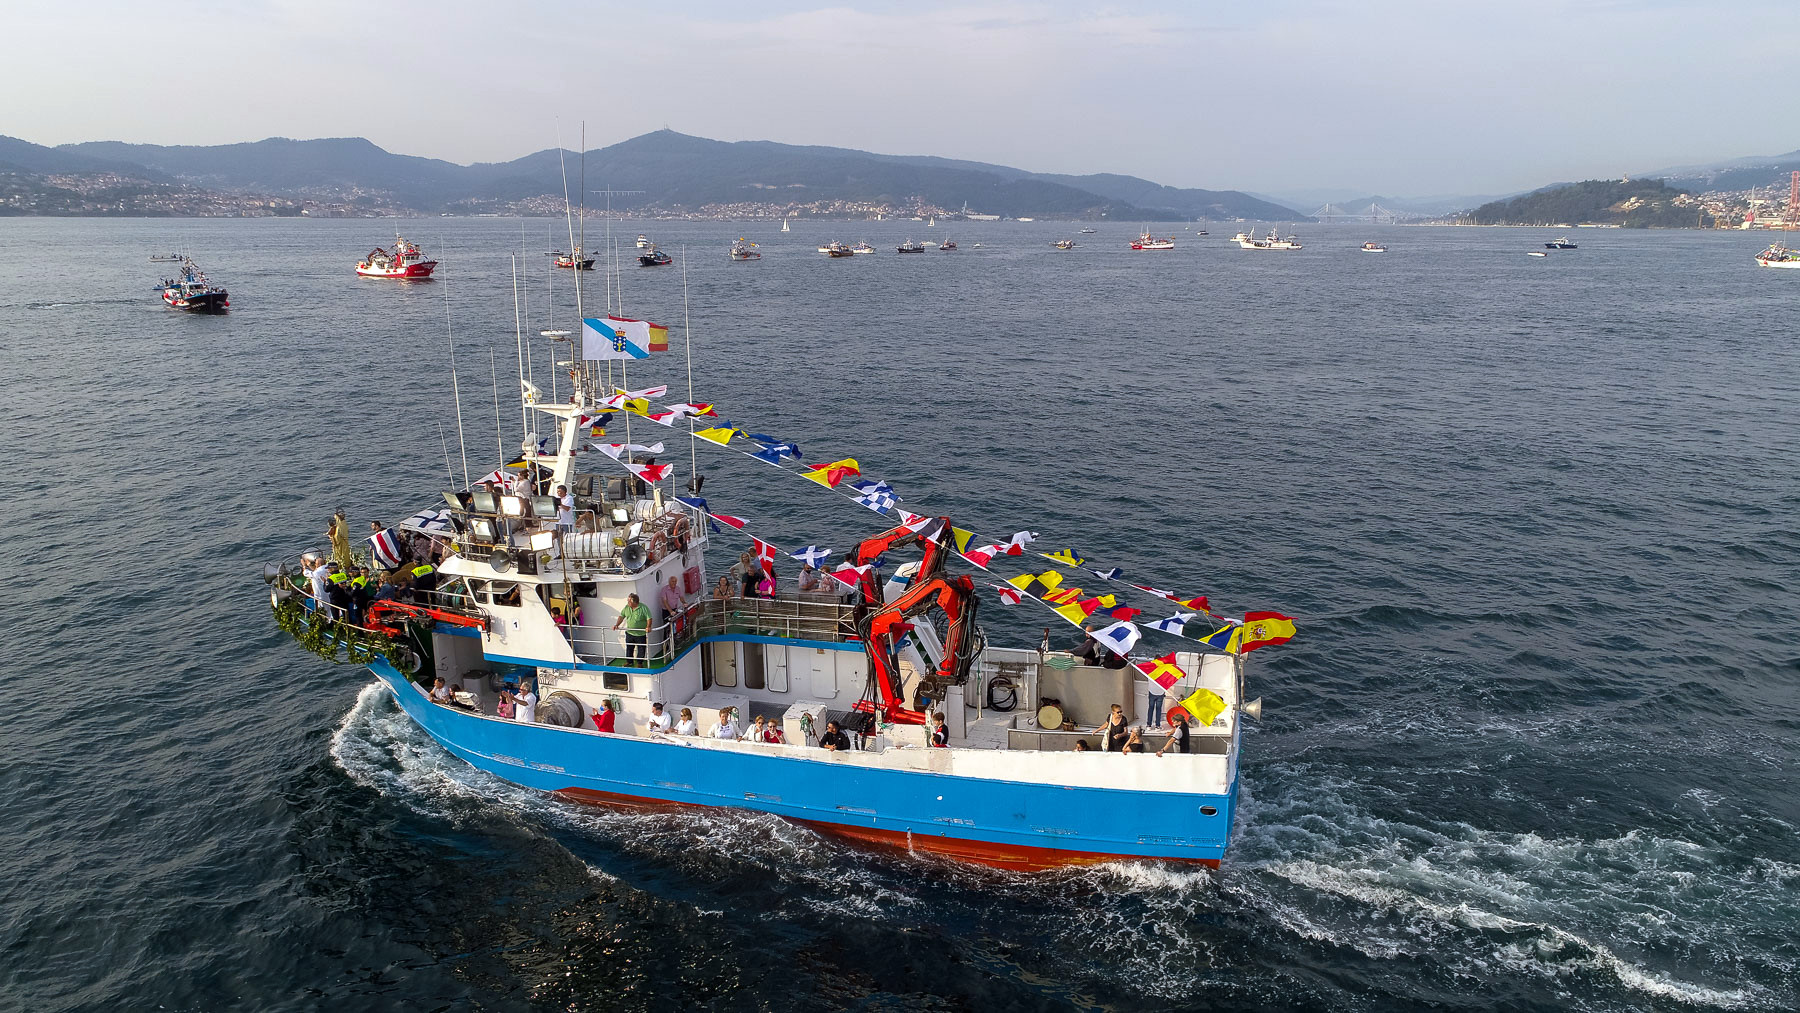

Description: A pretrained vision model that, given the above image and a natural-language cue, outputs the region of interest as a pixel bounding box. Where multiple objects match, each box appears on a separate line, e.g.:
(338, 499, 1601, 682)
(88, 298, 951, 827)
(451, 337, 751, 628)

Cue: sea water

(1, 218, 1794, 1011)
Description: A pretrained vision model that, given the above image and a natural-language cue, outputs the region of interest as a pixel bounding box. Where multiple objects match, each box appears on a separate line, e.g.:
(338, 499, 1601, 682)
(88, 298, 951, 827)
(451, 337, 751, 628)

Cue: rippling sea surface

(2, 218, 1795, 1011)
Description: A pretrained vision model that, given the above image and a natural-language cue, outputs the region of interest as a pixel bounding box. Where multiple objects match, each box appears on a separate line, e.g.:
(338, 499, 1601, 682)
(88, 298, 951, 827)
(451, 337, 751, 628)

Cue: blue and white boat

(263, 356, 1274, 871)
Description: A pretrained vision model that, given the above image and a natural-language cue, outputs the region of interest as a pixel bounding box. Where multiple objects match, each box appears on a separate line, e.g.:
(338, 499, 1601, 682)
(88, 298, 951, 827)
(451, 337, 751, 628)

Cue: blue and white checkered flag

(849, 479, 898, 514)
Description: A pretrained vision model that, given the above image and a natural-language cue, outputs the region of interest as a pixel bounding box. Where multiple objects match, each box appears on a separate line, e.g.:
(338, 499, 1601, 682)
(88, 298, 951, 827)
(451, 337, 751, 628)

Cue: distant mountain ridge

(0, 130, 1305, 220)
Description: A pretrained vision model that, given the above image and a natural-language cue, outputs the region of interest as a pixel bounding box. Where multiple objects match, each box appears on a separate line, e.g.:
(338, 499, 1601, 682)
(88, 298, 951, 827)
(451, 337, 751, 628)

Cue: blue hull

(368, 660, 1236, 869)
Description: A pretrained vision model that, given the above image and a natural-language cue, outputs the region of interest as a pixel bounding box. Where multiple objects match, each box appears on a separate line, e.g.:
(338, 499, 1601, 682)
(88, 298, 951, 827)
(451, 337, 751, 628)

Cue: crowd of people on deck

(1088, 702, 1194, 756)
(423, 678, 1194, 756)
(305, 510, 451, 624)
(709, 552, 857, 605)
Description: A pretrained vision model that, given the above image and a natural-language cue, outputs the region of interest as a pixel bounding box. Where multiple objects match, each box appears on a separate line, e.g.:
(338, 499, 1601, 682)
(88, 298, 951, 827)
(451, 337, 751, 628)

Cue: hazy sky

(3, 1, 1792, 198)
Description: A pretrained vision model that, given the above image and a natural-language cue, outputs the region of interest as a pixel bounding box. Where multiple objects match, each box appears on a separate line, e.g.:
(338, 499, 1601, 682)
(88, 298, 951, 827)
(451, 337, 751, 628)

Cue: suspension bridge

(1308, 202, 1404, 222)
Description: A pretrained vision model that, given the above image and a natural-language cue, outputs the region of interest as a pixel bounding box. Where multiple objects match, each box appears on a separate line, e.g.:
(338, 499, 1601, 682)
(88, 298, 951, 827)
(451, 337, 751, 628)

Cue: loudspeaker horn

(620, 539, 648, 571)
(1241, 697, 1264, 721)
(490, 547, 513, 573)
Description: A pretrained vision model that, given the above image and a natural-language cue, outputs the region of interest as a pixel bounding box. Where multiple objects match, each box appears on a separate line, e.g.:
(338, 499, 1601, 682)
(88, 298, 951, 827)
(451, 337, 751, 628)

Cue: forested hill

(1468, 179, 1712, 228)
(8, 130, 1305, 220)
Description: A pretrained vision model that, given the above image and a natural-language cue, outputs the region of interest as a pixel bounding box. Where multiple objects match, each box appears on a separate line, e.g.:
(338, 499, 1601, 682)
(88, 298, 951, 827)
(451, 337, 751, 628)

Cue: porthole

(1199, 805, 1218, 816)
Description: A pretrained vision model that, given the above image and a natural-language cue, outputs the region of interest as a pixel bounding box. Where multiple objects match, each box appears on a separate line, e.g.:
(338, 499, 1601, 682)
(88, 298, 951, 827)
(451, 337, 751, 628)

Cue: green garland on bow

(271, 593, 395, 667)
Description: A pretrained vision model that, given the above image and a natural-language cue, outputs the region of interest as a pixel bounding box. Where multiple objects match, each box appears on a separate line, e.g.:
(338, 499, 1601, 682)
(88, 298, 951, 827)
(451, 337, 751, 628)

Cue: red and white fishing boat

(356, 236, 438, 279)
(1131, 230, 1176, 251)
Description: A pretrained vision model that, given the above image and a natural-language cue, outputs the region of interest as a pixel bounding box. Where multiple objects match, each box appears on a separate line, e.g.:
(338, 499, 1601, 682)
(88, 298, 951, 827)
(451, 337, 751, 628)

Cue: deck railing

(568, 592, 864, 669)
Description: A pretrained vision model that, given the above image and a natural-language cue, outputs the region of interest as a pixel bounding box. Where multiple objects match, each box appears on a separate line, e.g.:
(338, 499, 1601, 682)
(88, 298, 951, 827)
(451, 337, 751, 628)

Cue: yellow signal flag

(693, 427, 743, 446)
(1178, 687, 1227, 727)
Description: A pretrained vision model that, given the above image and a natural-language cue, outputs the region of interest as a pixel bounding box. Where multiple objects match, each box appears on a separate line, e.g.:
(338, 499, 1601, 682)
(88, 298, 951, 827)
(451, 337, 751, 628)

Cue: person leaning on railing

(613, 593, 651, 661)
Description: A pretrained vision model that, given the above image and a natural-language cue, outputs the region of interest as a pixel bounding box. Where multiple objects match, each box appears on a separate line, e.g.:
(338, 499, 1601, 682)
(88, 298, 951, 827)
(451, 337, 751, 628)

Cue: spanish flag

(648, 322, 670, 352)
(1230, 612, 1296, 654)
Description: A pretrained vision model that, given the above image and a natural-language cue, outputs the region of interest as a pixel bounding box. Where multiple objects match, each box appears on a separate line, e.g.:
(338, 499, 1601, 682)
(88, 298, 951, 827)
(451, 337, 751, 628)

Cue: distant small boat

(939, 239, 957, 250)
(1236, 228, 1301, 251)
(1754, 242, 1800, 268)
(159, 258, 229, 312)
(1016, 217, 1035, 222)
(897, 239, 926, 253)
(1544, 237, 1577, 249)
(730, 239, 761, 261)
(551, 246, 595, 271)
(1053, 239, 1077, 250)
(358, 235, 439, 278)
(850, 241, 876, 255)
(1079, 227, 1097, 234)
(636, 234, 651, 249)
(149, 252, 183, 262)
(638, 247, 672, 267)
(781, 218, 790, 233)
(1131, 230, 1175, 251)
(819, 241, 855, 258)
(1527, 251, 1550, 258)
(1360, 241, 1387, 253)
(928, 216, 936, 227)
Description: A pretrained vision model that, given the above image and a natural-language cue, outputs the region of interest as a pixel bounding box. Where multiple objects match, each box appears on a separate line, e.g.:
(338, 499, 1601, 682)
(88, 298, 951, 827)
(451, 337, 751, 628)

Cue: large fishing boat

(1754, 242, 1800, 268)
(1130, 231, 1175, 251)
(159, 258, 229, 312)
(356, 236, 438, 278)
(261, 310, 1291, 870)
(729, 239, 761, 261)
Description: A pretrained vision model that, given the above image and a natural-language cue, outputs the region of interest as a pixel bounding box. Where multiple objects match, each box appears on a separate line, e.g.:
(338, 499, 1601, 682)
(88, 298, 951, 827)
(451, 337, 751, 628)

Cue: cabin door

(809, 650, 838, 699)
(705, 641, 737, 688)
(765, 646, 789, 693)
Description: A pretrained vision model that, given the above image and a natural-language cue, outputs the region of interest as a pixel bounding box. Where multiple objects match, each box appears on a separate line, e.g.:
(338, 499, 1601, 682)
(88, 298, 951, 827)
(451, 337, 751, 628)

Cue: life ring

(1166, 707, 1190, 728)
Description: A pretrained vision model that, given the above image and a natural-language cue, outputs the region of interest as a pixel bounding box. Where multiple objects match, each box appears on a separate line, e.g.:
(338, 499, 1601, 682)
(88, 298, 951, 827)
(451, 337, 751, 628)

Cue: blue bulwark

(366, 659, 1236, 867)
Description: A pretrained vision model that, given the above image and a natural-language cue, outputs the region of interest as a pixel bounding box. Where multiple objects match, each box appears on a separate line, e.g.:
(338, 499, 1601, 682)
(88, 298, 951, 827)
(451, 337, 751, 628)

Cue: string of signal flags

(566, 321, 1298, 662)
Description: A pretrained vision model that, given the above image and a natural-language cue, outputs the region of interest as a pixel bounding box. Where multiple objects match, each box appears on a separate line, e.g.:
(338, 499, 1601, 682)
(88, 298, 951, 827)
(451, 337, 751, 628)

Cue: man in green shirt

(613, 592, 652, 662)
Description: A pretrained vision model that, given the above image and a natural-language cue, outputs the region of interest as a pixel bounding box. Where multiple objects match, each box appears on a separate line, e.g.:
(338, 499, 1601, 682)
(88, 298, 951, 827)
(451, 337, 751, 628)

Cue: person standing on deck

(511, 683, 538, 724)
(613, 593, 651, 662)
(1157, 710, 1192, 757)
(659, 576, 686, 646)
(325, 511, 354, 570)
(555, 485, 575, 532)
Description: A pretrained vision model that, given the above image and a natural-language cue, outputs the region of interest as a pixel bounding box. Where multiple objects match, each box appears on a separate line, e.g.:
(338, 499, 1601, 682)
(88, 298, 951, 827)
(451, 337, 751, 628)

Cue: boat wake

(1226, 776, 1787, 1009)
(326, 682, 1784, 1008)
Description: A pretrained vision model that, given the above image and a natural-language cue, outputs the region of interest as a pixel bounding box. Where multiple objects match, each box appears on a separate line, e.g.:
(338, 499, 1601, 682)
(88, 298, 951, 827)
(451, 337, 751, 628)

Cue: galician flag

(582, 317, 651, 360)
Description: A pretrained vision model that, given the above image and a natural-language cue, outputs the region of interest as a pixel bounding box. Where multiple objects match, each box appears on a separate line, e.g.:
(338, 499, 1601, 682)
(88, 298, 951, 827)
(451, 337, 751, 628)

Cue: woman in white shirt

(712, 707, 741, 740)
(675, 707, 698, 736)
